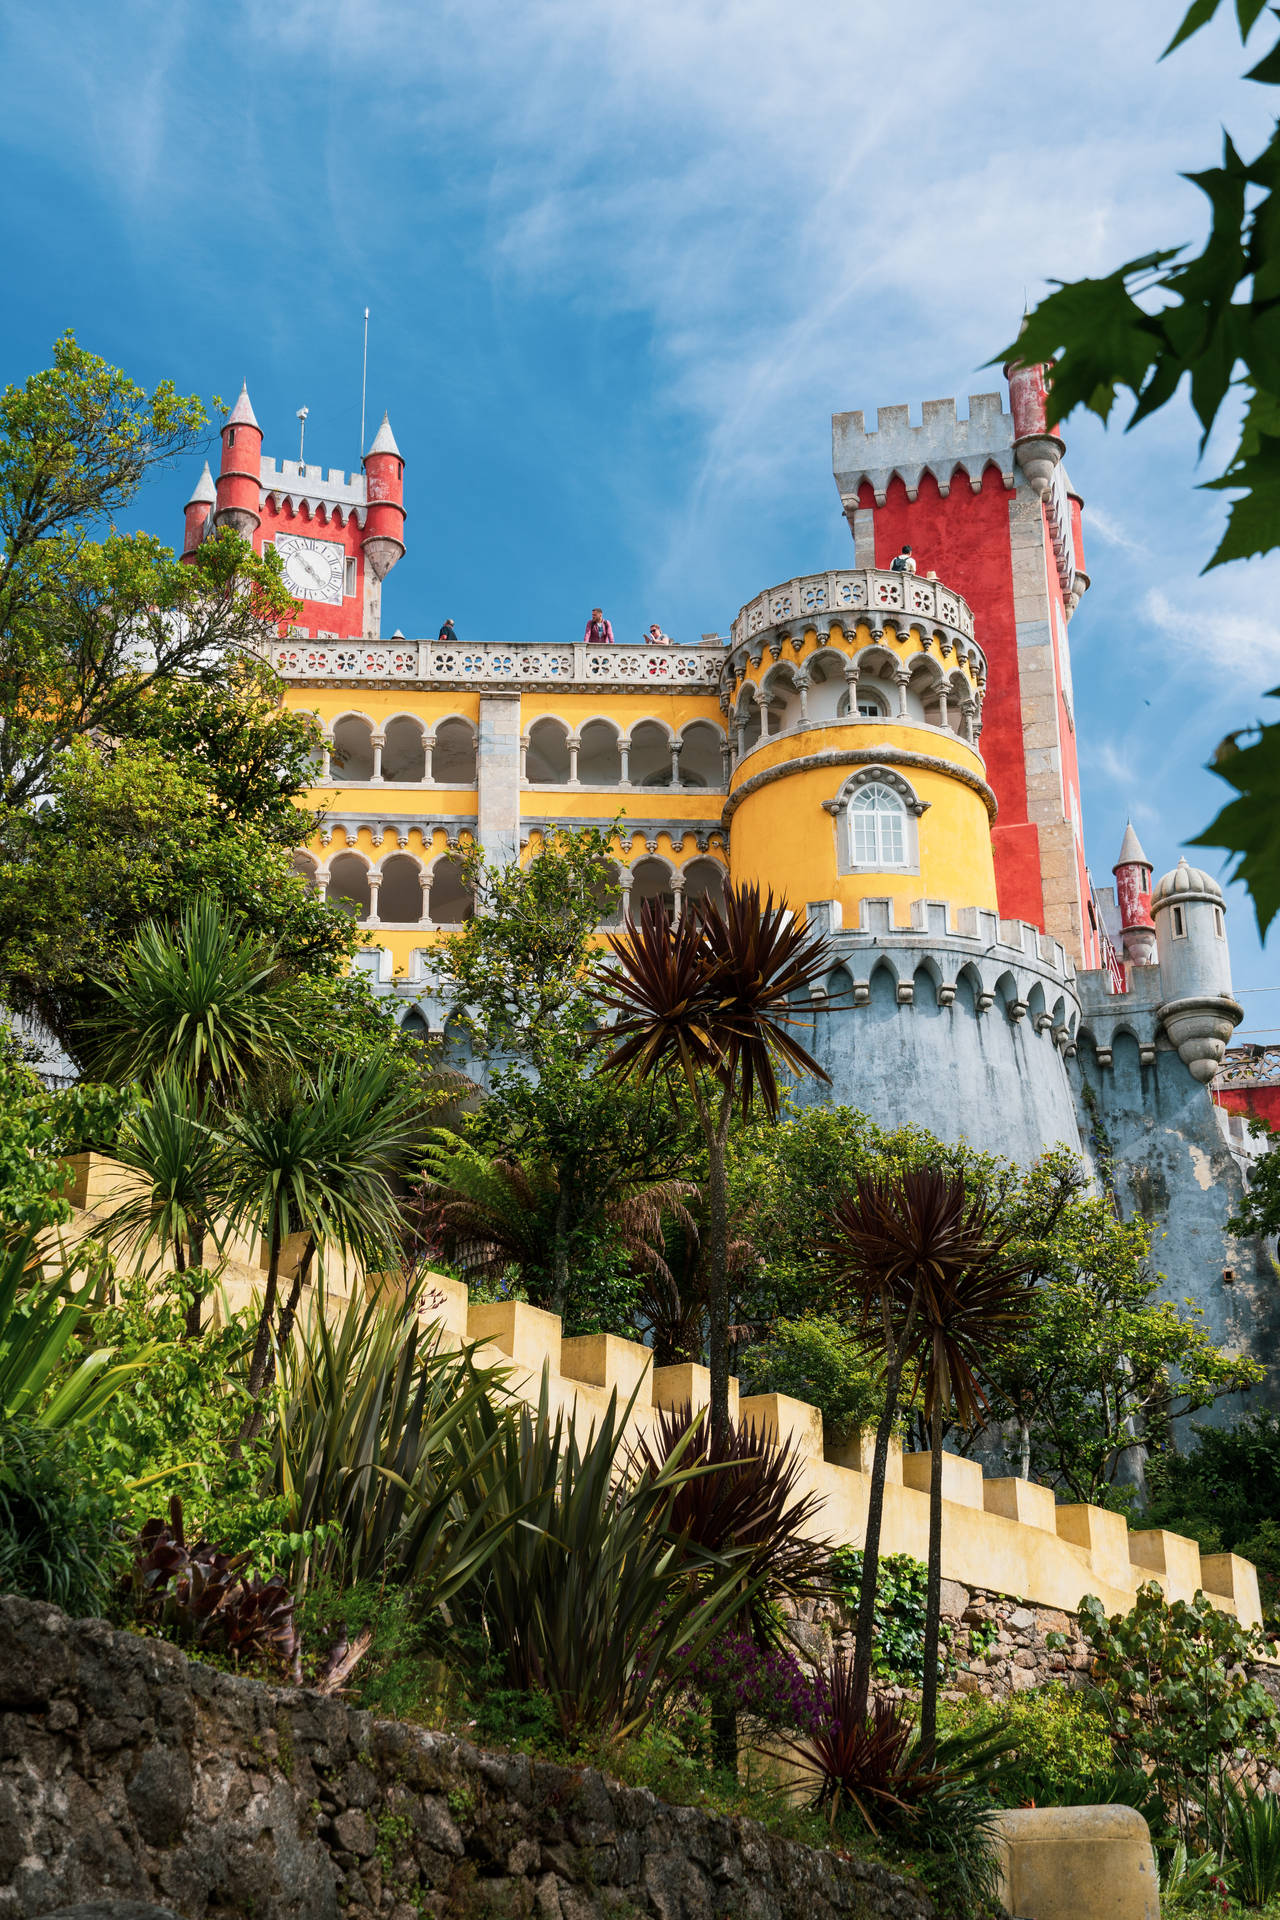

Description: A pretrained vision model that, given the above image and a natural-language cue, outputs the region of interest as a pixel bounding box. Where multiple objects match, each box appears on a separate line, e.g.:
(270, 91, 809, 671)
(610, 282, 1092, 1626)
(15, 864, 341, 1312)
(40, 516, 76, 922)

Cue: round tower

(182, 461, 216, 557)
(721, 571, 997, 924)
(361, 413, 405, 582)
(1151, 857, 1242, 1083)
(214, 383, 263, 541)
(1113, 821, 1156, 967)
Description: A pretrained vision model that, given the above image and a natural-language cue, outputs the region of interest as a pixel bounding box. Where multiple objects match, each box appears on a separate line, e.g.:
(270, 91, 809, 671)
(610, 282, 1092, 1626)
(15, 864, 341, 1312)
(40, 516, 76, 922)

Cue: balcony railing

(268, 636, 726, 689)
(730, 567, 976, 651)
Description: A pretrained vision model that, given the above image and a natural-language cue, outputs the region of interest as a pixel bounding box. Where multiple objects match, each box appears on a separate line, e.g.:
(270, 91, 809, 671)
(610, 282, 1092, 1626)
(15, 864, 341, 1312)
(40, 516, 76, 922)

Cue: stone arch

(527, 715, 571, 784)
(378, 852, 425, 923)
(595, 860, 625, 928)
(327, 849, 371, 919)
(953, 962, 983, 1016)
(292, 851, 320, 895)
(382, 713, 427, 782)
(579, 717, 622, 786)
(761, 662, 802, 737)
(867, 955, 899, 1011)
(630, 719, 674, 788)
(399, 1007, 431, 1042)
(434, 715, 477, 785)
(683, 857, 726, 910)
(427, 853, 474, 925)
(993, 969, 1023, 1022)
(330, 712, 375, 783)
(679, 721, 724, 788)
(912, 957, 943, 1013)
(804, 648, 850, 724)
(631, 855, 675, 915)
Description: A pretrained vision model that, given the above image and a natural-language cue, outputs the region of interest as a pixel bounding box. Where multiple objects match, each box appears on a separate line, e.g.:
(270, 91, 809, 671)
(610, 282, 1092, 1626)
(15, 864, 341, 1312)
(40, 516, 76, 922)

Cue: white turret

(1152, 858, 1241, 1083)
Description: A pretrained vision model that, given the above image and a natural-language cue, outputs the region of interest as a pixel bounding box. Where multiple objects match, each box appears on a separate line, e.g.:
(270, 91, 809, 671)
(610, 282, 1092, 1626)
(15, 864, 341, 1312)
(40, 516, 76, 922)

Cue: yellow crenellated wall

(58, 1153, 1262, 1630)
(727, 720, 998, 920)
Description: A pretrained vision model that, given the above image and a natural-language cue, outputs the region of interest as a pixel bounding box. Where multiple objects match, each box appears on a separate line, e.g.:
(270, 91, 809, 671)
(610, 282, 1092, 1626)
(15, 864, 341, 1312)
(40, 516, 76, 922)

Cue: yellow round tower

(720, 573, 996, 922)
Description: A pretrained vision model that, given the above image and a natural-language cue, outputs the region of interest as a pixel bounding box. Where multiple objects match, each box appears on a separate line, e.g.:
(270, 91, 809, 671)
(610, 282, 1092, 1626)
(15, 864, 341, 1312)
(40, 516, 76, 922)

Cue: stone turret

(361, 413, 405, 583)
(1152, 858, 1242, 1083)
(182, 461, 216, 557)
(1113, 821, 1156, 968)
(214, 383, 263, 540)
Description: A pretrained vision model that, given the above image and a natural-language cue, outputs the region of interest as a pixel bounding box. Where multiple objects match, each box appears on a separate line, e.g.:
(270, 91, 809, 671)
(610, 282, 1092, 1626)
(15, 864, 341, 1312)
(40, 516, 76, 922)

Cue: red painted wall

(254, 495, 369, 641)
(1216, 1086, 1280, 1131)
(866, 466, 1046, 929)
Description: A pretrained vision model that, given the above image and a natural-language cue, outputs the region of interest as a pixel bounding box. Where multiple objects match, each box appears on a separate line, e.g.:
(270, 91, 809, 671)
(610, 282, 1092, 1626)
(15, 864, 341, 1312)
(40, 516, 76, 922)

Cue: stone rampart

(0, 1596, 937, 1920)
(57, 1153, 1262, 1628)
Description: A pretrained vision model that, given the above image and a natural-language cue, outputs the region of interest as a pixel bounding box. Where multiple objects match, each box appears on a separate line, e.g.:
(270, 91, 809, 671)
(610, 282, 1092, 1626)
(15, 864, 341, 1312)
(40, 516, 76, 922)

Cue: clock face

(275, 533, 346, 605)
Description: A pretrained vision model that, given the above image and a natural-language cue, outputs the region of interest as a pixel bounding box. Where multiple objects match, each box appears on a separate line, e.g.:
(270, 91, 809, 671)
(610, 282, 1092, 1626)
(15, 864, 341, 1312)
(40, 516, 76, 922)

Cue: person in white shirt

(644, 622, 672, 646)
(890, 545, 917, 575)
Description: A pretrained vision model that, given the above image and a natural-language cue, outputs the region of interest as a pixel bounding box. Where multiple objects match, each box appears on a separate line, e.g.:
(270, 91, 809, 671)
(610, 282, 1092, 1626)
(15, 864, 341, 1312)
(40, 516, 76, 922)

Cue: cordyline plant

(129, 1495, 297, 1669)
(597, 885, 833, 1442)
(819, 1169, 1034, 1748)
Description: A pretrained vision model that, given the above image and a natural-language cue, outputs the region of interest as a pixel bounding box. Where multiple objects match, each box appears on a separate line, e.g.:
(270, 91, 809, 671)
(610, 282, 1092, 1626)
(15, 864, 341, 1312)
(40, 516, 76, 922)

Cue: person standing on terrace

(584, 607, 614, 644)
(644, 622, 671, 646)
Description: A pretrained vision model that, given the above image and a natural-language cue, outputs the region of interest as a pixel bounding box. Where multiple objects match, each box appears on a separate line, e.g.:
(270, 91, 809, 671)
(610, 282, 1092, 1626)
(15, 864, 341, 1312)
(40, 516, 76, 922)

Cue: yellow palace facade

(273, 567, 994, 980)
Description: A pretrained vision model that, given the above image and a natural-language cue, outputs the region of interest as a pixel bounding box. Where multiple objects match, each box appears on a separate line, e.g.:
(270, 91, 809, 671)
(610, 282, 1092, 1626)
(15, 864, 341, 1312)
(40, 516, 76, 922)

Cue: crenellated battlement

(55, 1149, 1261, 1627)
(832, 393, 1016, 508)
(259, 454, 368, 507)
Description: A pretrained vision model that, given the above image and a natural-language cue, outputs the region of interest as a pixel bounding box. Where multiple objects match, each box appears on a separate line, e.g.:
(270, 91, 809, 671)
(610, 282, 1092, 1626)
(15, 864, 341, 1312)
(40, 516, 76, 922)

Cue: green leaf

(1190, 700, 1280, 937)
(1163, 0, 1229, 56)
(1201, 429, 1280, 564)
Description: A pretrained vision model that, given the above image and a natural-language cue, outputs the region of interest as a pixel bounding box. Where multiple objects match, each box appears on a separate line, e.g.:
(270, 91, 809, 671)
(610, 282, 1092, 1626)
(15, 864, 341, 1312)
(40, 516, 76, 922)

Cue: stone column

(962, 698, 976, 743)
(619, 736, 631, 785)
(735, 719, 748, 759)
(477, 693, 522, 866)
(367, 870, 382, 926)
(894, 670, 910, 718)
(796, 674, 810, 724)
(371, 732, 385, 783)
(720, 740, 733, 786)
(669, 739, 683, 786)
(319, 740, 332, 782)
(936, 685, 949, 730)
(671, 874, 686, 928)
(567, 735, 581, 786)
(619, 870, 634, 924)
(518, 734, 529, 781)
(422, 732, 436, 784)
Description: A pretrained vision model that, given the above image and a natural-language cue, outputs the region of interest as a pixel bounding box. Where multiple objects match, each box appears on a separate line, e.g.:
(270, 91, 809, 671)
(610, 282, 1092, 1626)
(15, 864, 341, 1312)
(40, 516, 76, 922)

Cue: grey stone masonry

(0, 1597, 937, 1920)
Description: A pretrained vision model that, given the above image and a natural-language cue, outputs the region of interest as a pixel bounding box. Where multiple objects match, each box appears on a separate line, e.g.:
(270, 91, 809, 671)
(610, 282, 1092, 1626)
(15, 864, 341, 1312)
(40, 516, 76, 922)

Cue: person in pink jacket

(584, 608, 614, 644)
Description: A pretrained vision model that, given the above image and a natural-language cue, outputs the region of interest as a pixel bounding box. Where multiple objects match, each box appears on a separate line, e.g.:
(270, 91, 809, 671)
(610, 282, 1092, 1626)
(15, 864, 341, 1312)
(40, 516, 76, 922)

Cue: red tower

(832, 367, 1096, 969)
(1113, 822, 1156, 968)
(181, 389, 405, 642)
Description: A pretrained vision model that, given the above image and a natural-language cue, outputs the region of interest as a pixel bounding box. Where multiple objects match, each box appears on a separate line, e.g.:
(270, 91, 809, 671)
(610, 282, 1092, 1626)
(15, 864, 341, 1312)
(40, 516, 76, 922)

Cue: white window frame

(827, 767, 927, 876)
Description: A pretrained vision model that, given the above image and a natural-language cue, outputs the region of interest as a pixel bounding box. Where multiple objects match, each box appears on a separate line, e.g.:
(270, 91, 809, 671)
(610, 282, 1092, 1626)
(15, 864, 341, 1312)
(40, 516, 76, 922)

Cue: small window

(227, 428, 236, 446)
(849, 782, 908, 868)
(345, 557, 357, 597)
(1214, 906, 1224, 938)
(1172, 905, 1186, 938)
(838, 688, 888, 719)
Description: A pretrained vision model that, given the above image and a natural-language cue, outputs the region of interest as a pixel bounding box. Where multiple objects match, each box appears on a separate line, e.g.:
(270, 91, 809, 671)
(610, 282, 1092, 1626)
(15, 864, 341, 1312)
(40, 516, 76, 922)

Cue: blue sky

(2, 0, 1277, 1010)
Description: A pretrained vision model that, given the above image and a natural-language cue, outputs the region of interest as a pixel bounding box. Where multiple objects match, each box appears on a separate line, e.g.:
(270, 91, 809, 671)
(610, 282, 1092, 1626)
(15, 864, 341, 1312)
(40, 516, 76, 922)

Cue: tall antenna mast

(360, 307, 370, 454)
(296, 406, 309, 467)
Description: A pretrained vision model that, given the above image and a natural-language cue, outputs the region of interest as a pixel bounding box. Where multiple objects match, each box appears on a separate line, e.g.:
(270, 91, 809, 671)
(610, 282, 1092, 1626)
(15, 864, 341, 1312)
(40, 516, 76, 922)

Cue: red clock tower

(182, 384, 405, 641)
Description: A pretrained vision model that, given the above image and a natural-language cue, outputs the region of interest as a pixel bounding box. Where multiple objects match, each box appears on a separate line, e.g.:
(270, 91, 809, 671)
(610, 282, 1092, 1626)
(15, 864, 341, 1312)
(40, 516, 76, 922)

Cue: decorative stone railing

(730, 567, 977, 651)
(267, 635, 726, 690)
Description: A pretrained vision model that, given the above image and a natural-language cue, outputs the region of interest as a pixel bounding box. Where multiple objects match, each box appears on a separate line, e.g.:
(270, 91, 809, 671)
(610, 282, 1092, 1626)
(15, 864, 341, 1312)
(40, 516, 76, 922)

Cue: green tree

(991, 0, 1280, 933)
(1228, 1117, 1280, 1238)
(0, 334, 295, 811)
(0, 737, 359, 1053)
(436, 826, 703, 1320)
(1146, 1409, 1280, 1617)
(599, 886, 832, 1440)
(0, 1036, 128, 1235)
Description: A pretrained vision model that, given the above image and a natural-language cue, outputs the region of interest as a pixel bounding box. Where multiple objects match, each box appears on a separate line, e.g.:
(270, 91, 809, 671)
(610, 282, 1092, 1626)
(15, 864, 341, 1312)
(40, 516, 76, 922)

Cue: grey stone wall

(0, 1597, 936, 1920)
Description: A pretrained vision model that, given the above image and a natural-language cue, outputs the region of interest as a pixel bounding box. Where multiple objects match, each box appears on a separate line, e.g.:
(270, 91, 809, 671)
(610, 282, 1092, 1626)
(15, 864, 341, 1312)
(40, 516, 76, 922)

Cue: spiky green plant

(84, 895, 303, 1094)
(220, 1052, 423, 1404)
(100, 1071, 231, 1335)
(0, 1231, 152, 1430)
(267, 1288, 515, 1606)
(454, 1376, 763, 1745)
(1225, 1787, 1280, 1909)
(598, 885, 832, 1441)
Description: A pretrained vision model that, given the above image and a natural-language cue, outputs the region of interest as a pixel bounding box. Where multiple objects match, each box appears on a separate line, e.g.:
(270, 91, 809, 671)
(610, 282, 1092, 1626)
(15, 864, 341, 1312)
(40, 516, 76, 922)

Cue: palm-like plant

(819, 1169, 1025, 1730)
(101, 1072, 230, 1336)
(84, 896, 303, 1094)
(268, 1289, 515, 1607)
(624, 1191, 760, 1366)
(906, 1213, 1034, 1753)
(0, 1231, 154, 1430)
(221, 1052, 423, 1406)
(598, 885, 832, 1440)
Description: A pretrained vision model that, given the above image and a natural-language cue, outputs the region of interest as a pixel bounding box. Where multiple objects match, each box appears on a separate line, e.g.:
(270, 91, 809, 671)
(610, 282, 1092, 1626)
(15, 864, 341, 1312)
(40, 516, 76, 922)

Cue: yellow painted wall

(728, 721, 997, 918)
(519, 690, 725, 732)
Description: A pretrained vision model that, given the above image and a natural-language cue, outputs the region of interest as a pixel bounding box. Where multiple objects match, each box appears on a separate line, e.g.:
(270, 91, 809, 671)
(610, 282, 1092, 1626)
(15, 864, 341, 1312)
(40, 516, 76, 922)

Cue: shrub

(1079, 1582, 1280, 1848)
(1225, 1787, 1280, 1910)
(943, 1684, 1116, 1808)
(828, 1546, 946, 1683)
(0, 1422, 118, 1615)
(738, 1313, 885, 1445)
(1146, 1413, 1280, 1620)
(671, 1628, 828, 1736)
(128, 1495, 297, 1669)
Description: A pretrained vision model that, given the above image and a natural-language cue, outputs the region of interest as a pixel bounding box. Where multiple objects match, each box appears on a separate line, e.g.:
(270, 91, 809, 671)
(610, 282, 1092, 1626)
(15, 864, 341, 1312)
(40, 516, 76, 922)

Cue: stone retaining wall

(0, 1597, 936, 1920)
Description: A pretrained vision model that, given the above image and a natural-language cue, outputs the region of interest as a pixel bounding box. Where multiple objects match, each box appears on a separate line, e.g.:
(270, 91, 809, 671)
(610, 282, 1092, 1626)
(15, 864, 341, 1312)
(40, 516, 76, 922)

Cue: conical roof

(185, 460, 216, 508)
(1114, 821, 1150, 871)
(224, 382, 259, 430)
(365, 411, 400, 458)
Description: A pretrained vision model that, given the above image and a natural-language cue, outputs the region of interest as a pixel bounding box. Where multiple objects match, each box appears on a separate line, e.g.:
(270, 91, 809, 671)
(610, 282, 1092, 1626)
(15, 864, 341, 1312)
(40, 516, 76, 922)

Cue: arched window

(848, 782, 908, 868)
(838, 686, 890, 719)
